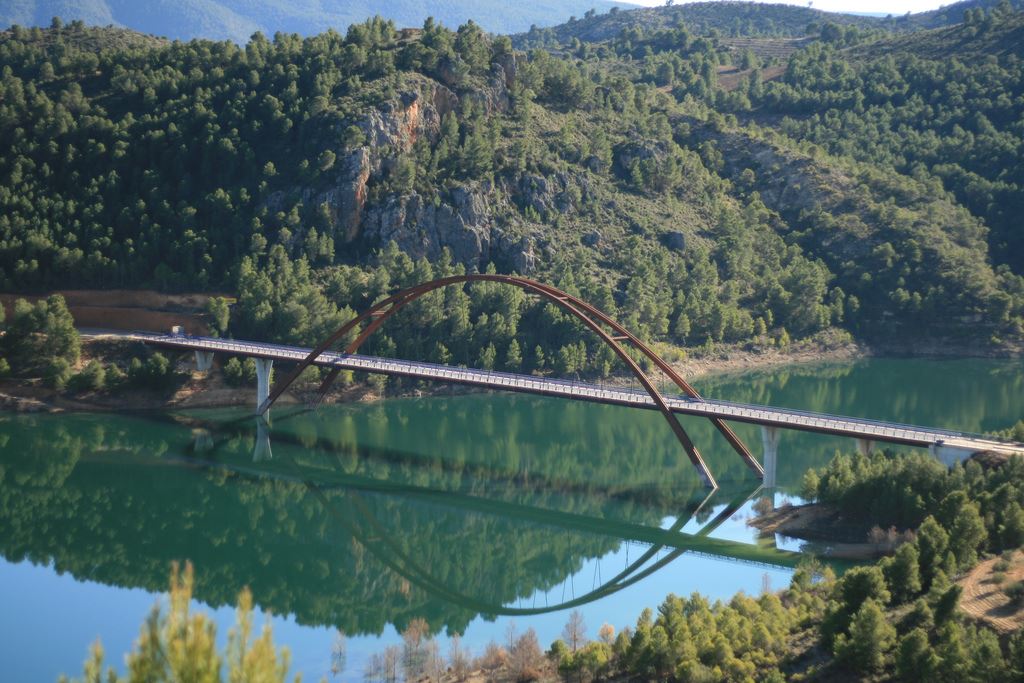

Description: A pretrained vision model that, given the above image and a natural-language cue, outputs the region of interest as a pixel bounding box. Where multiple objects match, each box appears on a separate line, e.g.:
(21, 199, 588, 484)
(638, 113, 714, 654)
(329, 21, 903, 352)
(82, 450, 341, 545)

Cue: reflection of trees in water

(0, 409, 755, 637)
(697, 359, 1024, 435)
(693, 358, 1024, 492)
(262, 396, 761, 500)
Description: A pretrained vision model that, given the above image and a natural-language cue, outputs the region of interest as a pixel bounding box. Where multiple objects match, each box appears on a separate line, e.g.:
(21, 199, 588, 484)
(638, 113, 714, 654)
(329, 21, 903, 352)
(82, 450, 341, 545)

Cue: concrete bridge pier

(856, 438, 874, 456)
(192, 428, 213, 453)
(255, 358, 273, 412)
(929, 442, 977, 468)
(253, 417, 273, 462)
(195, 350, 214, 373)
(760, 426, 779, 490)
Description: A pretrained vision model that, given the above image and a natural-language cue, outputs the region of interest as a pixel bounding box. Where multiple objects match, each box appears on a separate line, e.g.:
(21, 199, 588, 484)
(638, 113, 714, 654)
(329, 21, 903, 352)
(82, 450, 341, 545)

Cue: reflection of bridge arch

(284, 453, 768, 618)
(261, 275, 763, 488)
(176, 411, 792, 620)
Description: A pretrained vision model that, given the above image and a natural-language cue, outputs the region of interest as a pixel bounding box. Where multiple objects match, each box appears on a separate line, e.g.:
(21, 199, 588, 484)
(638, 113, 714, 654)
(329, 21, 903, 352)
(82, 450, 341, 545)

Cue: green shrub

(1005, 581, 1024, 605)
(128, 352, 176, 389)
(222, 357, 256, 387)
(43, 357, 71, 390)
(104, 364, 127, 388)
(68, 360, 106, 393)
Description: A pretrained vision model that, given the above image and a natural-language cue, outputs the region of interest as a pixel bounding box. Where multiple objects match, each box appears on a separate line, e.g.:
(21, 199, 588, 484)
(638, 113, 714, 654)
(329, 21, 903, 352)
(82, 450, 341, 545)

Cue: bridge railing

(132, 333, 1021, 447)
(334, 350, 997, 442)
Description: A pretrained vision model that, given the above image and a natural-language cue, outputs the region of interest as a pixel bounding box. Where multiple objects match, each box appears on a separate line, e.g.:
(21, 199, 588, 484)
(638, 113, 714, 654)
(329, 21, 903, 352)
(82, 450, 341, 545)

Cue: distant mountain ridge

(511, 0, 1024, 46)
(903, 0, 1024, 28)
(513, 1, 880, 46)
(6, 0, 1023, 44)
(0, 0, 630, 41)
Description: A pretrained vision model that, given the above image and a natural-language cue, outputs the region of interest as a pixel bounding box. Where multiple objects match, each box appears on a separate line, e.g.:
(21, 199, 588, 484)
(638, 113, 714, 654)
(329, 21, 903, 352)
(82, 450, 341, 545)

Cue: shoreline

(1, 335, 1018, 415)
(749, 502, 909, 561)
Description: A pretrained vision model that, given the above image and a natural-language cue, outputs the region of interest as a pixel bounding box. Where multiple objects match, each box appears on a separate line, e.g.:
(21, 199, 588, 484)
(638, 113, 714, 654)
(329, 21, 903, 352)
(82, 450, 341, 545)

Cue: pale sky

(626, 0, 952, 14)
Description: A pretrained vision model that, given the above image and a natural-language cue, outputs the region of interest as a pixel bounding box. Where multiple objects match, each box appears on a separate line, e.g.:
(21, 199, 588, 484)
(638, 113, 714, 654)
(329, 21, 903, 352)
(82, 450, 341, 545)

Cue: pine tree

(835, 599, 896, 672)
(505, 339, 522, 371)
(478, 342, 497, 371)
(1001, 503, 1024, 548)
(916, 516, 949, 590)
(532, 345, 546, 372)
(884, 542, 922, 603)
(895, 628, 939, 682)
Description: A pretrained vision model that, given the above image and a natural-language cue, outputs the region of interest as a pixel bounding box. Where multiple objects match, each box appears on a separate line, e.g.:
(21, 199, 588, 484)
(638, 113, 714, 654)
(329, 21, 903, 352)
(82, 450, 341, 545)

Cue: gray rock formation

(613, 139, 670, 179)
(363, 186, 495, 267)
(271, 74, 549, 272)
(305, 148, 371, 243)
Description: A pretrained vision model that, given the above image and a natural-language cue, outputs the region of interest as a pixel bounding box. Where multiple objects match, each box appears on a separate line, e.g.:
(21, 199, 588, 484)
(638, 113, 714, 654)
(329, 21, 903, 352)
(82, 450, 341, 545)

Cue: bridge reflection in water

(0, 399, 808, 639)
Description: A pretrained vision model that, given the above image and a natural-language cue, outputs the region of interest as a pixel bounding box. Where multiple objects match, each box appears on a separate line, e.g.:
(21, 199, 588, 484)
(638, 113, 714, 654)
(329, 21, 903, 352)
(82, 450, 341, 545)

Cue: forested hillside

(902, 0, 1024, 28)
(513, 0, 1024, 47)
(0, 0, 627, 42)
(745, 7, 1024, 278)
(515, 1, 881, 47)
(0, 4, 1022, 372)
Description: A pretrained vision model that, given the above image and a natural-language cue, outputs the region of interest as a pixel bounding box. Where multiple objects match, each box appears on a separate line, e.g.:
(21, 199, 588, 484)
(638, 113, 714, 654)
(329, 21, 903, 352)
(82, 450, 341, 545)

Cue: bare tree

(424, 639, 445, 682)
(449, 633, 471, 681)
(383, 646, 401, 683)
(331, 630, 347, 679)
(562, 610, 587, 653)
(510, 628, 544, 681)
(505, 620, 518, 652)
(476, 641, 509, 672)
(598, 623, 615, 645)
(402, 618, 429, 681)
(364, 652, 383, 683)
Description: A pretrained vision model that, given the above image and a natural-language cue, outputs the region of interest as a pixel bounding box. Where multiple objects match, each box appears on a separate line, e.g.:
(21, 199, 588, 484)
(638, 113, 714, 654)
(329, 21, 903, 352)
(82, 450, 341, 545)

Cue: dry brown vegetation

(0, 290, 220, 334)
(959, 550, 1024, 634)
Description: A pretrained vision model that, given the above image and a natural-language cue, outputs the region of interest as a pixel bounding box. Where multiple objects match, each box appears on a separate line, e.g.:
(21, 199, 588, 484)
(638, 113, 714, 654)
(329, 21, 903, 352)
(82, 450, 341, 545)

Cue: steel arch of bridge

(259, 274, 763, 488)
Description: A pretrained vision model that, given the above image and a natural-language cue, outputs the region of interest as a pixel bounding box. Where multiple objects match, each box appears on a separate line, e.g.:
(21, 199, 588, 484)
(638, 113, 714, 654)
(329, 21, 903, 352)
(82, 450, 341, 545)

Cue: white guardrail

(134, 333, 1024, 452)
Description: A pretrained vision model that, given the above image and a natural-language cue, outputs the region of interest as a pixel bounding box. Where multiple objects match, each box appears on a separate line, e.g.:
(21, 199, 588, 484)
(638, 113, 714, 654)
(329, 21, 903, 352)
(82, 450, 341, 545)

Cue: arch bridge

(131, 275, 1024, 489)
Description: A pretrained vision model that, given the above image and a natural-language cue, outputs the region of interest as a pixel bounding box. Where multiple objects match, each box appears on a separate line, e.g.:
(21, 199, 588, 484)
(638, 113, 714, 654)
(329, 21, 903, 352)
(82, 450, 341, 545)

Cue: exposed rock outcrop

(358, 85, 457, 153)
(613, 140, 670, 178)
(582, 230, 602, 247)
(518, 171, 584, 215)
(363, 185, 495, 267)
(305, 148, 372, 243)
(361, 182, 541, 274)
(299, 82, 459, 244)
(272, 71, 554, 270)
(0, 392, 56, 413)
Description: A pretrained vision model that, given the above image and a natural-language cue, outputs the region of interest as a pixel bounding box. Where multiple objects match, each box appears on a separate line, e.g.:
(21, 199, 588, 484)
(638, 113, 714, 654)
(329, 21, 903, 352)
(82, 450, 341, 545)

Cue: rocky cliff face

(363, 185, 495, 264)
(286, 69, 564, 273)
(361, 183, 540, 274)
(301, 148, 372, 243)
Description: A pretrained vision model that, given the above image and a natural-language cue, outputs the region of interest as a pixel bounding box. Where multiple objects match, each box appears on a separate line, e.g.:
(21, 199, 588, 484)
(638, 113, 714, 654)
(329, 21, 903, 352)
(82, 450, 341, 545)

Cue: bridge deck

(133, 333, 1024, 457)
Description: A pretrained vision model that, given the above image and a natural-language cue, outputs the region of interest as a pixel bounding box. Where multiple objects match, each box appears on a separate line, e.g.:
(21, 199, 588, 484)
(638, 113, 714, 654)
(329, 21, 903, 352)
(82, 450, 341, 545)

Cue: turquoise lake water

(1, 357, 1022, 681)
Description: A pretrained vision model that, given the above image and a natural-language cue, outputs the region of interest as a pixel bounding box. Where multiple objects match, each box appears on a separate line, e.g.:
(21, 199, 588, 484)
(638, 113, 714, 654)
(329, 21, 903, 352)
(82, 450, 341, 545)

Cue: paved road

(127, 332, 1024, 457)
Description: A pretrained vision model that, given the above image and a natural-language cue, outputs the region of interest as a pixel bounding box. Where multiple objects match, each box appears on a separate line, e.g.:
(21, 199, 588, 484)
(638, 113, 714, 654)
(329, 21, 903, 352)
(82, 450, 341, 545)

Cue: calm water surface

(1, 358, 1022, 681)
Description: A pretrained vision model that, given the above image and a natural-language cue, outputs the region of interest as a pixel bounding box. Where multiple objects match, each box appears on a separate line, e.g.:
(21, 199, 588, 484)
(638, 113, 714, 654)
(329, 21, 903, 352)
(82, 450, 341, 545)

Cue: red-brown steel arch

(260, 274, 763, 488)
